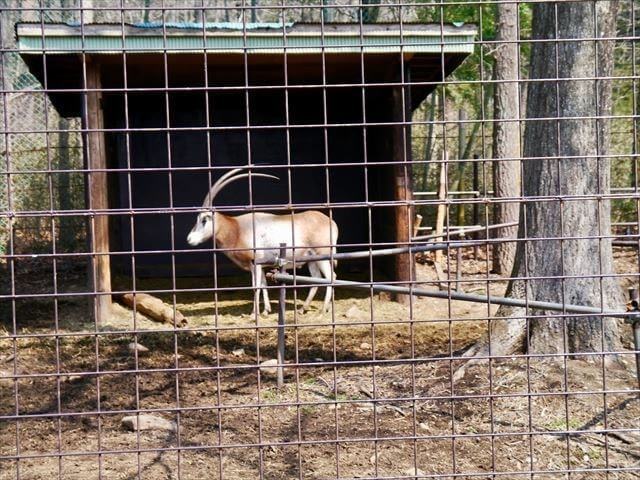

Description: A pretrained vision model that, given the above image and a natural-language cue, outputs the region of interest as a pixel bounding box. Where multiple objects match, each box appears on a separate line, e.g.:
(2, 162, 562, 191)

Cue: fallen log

(114, 293, 187, 326)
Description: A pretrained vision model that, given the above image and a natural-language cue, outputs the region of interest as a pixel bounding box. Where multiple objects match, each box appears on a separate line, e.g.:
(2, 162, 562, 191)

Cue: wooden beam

(83, 57, 111, 325)
(434, 152, 448, 264)
(392, 72, 415, 305)
(412, 214, 423, 238)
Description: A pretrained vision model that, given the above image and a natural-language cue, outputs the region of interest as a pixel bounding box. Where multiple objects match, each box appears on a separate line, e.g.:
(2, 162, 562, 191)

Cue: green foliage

(415, 1, 531, 118)
(411, 0, 639, 229)
(416, 2, 494, 112)
(608, 0, 639, 223)
(361, 0, 382, 23)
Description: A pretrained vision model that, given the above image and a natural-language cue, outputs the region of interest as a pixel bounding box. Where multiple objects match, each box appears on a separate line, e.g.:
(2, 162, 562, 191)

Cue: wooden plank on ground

(115, 293, 187, 326)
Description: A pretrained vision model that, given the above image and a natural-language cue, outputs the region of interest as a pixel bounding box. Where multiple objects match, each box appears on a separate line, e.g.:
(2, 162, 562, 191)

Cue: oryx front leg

(250, 264, 260, 317)
(261, 269, 271, 315)
(318, 260, 335, 314)
(251, 264, 270, 317)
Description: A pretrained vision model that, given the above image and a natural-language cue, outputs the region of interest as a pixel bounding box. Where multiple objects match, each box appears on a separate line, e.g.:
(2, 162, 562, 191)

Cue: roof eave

(16, 22, 477, 56)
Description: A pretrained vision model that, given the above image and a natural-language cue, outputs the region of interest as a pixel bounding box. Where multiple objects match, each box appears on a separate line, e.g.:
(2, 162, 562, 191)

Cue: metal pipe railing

(267, 273, 640, 388)
(266, 272, 635, 319)
(412, 221, 518, 241)
(259, 221, 631, 267)
(256, 241, 468, 265)
(262, 233, 640, 388)
(626, 289, 640, 387)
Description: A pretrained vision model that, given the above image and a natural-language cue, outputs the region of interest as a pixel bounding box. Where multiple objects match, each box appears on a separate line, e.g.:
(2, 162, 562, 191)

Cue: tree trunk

(454, 108, 482, 227)
(454, 109, 467, 227)
(81, 0, 94, 23)
(420, 92, 437, 197)
(491, 1, 521, 275)
(250, 0, 257, 23)
(322, 0, 334, 22)
(461, 0, 623, 365)
(361, 0, 381, 23)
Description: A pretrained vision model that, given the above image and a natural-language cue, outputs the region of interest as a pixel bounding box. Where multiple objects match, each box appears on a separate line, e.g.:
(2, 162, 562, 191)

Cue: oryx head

(187, 168, 279, 246)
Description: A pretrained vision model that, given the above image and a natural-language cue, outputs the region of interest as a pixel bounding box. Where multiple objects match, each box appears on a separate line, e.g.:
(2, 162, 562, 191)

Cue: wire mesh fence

(1, 1, 639, 479)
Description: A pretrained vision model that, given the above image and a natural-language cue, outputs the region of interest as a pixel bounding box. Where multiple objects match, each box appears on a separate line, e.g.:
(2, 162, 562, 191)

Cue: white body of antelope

(187, 169, 338, 315)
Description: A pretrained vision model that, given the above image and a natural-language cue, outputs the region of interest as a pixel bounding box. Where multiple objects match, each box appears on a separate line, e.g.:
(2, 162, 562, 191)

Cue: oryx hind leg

(299, 262, 321, 313)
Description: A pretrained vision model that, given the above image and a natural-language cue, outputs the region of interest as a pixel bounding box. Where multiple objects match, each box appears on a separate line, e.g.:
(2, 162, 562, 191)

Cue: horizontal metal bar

(267, 273, 634, 319)
(4, 193, 640, 221)
(416, 225, 482, 232)
(0, 435, 639, 478)
(1, 388, 638, 422)
(612, 240, 640, 247)
(0, 0, 636, 12)
(416, 187, 640, 197)
(414, 190, 481, 196)
(3, 153, 640, 177)
(1, 69, 638, 95)
(1, 112, 637, 136)
(2, 308, 637, 342)
(257, 242, 467, 265)
(12, 35, 637, 52)
(412, 221, 518, 241)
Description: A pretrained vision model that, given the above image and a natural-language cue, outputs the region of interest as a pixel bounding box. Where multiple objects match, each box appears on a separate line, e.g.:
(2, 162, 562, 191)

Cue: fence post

(472, 154, 480, 260)
(626, 288, 640, 388)
(277, 243, 287, 388)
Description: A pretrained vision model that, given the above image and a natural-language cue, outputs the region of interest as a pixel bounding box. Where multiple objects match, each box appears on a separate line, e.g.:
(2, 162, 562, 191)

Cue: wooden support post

(84, 58, 111, 325)
(392, 74, 415, 305)
(472, 154, 480, 260)
(432, 152, 448, 290)
(412, 214, 423, 239)
(456, 244, 463, 292)
(434, 152, 448, 263)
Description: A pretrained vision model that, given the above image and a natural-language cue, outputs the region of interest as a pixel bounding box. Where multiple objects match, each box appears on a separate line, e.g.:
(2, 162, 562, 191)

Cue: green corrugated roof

(16, 22, 476, 55)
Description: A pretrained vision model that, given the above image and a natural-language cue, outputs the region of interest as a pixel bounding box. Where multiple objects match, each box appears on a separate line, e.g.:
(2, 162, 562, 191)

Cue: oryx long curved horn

(201, 168, 243, 207)
(202, 169, 279, 207)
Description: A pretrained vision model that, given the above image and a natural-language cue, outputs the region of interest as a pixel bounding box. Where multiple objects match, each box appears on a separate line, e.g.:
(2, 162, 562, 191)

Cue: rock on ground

(128, 342, 149, 353)
(121, 414, 176, 433)
(260, 359, 279, 376)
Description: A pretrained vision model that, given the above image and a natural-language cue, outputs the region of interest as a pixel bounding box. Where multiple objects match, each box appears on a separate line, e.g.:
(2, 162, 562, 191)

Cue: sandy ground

(1, 248, 639, 479)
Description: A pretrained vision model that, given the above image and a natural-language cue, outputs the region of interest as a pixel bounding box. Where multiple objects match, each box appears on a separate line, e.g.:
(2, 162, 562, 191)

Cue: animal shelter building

(16, 21, 475, 321)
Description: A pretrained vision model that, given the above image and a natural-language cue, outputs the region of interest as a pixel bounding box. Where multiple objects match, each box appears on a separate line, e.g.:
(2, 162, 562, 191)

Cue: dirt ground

(1, 248, 639, 479)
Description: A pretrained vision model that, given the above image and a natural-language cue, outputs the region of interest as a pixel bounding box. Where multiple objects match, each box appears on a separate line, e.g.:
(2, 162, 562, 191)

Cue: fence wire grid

(1, 1, 639, 479)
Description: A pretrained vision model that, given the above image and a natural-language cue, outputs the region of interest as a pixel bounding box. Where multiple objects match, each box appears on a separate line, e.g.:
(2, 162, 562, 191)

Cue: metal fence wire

(1, 1, 640, 479)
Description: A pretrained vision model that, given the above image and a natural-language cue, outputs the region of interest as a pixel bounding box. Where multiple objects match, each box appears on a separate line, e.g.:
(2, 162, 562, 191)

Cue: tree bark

(491, 1, 521, 275)
(81, 0, 94, 24)
(460, 0, 623, 366)
(360, 0, 381, 23)
(455, 109, 468, 227)
(421, 93, 436, 193)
